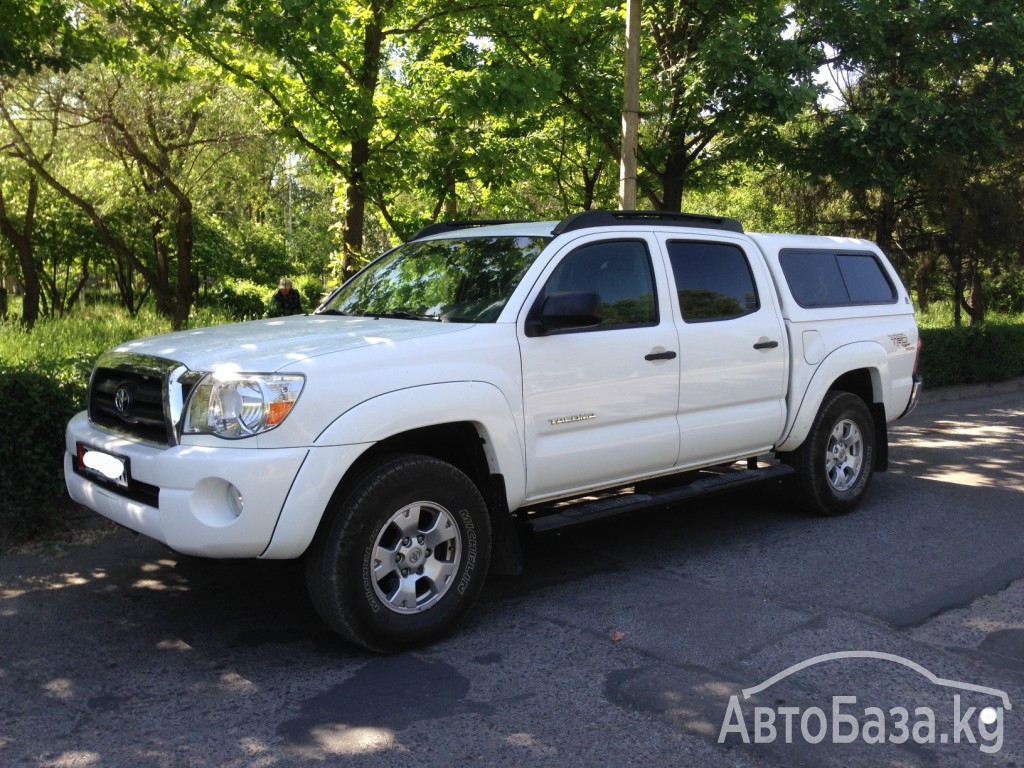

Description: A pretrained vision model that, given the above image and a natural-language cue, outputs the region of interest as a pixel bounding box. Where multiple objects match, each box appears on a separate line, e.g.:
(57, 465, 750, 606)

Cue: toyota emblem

(114, 386, 133, 416)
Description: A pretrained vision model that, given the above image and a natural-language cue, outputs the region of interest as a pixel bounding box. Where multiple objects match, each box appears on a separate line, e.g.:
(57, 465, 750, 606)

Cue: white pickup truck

(65, 210, 922, 651)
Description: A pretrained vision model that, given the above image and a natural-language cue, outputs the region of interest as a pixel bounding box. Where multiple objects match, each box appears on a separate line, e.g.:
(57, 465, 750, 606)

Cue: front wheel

(783, 391, 876, 516)
(305, 454, 492, 652)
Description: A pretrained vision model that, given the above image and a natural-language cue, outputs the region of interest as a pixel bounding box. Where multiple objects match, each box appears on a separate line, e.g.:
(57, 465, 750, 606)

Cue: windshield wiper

(370, 311, 442, 322)
(316, 309, 350, 316)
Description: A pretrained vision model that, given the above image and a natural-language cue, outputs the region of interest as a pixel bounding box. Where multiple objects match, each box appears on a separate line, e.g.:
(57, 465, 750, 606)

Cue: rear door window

(667, 241, 760, 322)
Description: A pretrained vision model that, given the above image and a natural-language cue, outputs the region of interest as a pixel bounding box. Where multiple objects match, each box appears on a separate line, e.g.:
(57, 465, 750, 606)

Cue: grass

(914, 301, 1024, 329)
(1, 300, 233, 379)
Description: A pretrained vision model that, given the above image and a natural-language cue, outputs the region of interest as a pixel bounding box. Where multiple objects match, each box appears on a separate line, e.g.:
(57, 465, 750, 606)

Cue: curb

(921, 376, 1024, 404)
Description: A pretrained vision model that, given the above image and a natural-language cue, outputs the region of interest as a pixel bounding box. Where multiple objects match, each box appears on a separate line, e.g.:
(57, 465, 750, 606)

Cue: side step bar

(522, 463, 794, 535)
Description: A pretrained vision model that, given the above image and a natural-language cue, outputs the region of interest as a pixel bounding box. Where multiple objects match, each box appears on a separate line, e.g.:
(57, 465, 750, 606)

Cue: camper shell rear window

(780, 249, 897, 308)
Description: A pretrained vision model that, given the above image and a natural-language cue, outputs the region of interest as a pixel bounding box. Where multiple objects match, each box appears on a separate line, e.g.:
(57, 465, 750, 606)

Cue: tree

(2, 54, 259, 328)
(0, 86, 64, 327)
(121, 0, 482, 275)
(791, 0, 1024, 317)
(479, 0, 821, 212)
(0, 163, 44, 326)
(0, 0, 100, 76)
(639, 0, 820, 210)
(922, 151, 1024, 325)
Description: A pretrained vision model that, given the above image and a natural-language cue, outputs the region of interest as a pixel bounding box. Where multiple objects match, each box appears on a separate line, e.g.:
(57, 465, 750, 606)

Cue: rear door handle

(645, 350, 677, 361)
(753, 340, 779, 350)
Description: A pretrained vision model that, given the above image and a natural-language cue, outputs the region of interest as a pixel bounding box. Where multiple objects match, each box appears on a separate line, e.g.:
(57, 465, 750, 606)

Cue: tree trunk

(342, 158, 367, 278)
(950, 251, 964, 328)
(657, 145, 691, 213)
(965, 255, 985, 326)
(14, 241, 41, 328)
(339, 15, 385, 275)
(0, 179, 41, 328)
(173, 203, 194, 330)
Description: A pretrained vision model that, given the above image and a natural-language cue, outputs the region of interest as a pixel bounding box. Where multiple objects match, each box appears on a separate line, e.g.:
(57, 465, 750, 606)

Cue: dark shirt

(270, 288, 303, 316)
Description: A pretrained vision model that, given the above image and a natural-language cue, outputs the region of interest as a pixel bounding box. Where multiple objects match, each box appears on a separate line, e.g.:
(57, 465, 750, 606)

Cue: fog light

(226, 484, 244, 518)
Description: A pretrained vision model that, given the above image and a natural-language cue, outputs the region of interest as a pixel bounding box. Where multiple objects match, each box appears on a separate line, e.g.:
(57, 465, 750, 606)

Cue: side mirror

(526, 290, 604, 336)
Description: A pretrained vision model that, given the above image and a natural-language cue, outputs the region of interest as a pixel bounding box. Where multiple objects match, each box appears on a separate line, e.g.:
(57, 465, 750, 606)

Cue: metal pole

(619, 0, 641, 210)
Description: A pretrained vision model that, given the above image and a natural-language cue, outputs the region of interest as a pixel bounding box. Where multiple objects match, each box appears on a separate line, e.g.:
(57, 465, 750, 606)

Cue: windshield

(319, 235, 550, 322)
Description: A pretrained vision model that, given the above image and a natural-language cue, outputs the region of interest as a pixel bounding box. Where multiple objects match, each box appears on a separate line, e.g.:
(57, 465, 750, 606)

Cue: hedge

(0, 367, 84, 546)
(918, 324, 1024, 387)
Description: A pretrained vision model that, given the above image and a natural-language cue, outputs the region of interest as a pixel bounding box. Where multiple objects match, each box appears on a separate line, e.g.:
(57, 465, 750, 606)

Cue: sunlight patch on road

(156, 638, 192, 652)
(503, 732, 558, 756)
(0, 569, 110, 599)
(130, 578, 189, 592)
(40, 750, 101, 767)
(306, 724, 396, 755)
(218, 670, 257, 694)
(43, 677, 75, 702)
(892, 417, 1024, 491)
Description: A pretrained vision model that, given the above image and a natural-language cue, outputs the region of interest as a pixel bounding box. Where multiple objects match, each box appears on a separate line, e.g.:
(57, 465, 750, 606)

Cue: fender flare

(262, 382, 527, 560)
(315, 380, 527, 507)
(777, 341, 888, 452)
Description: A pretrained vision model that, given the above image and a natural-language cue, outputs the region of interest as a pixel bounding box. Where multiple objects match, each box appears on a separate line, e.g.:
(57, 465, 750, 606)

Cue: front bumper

(65, 411, 308, 558)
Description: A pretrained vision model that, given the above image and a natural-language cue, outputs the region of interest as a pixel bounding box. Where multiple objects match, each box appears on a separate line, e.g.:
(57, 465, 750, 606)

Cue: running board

(522, 463, 794, 535)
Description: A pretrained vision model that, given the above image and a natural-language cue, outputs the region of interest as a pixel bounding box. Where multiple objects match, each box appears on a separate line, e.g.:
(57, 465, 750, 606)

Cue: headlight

(182, 373, 305, 439)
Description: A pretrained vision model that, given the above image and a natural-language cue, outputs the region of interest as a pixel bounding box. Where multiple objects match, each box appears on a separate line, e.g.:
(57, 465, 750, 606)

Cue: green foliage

(787, 0, 1024, 320)
(0, 368, 80, 545)
(232, 220, 290, 285)
(919, 324, 1024, 387)
(0, 0, 1022, 351)
(191, 216, 235, 282)
(207, 279, 272, 321)
(0, 0, 101, 76)
(293, 274, 325, 310)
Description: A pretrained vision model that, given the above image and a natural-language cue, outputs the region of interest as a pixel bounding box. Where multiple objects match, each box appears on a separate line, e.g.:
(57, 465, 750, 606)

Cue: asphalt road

(2, 381, 1023, 767)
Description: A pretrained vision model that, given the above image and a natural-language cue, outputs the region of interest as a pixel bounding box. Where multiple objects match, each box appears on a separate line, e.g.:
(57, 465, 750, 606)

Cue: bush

(208, 279, 273, 321)
(294, 274, 328, 310)
(0, 368, 83, 546)
(919, 324, 1024, 387)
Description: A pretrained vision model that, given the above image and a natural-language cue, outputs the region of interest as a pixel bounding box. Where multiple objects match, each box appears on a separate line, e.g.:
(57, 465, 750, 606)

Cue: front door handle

(645, 350, 678, 361)
(753, 340, 779, 350)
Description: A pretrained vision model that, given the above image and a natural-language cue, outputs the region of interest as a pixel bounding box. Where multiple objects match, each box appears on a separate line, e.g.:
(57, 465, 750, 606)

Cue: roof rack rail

(409, 220, 525, 241)
(553, 210, 744, 236)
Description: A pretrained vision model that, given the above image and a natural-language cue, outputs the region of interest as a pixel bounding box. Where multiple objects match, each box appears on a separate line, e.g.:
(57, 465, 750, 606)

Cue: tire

(305, 453, 492, 653)
(785, 391, 876, 516)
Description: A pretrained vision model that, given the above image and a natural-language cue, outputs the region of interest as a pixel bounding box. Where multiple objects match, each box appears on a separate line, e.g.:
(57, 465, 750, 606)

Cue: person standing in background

(269, 277, 303, 317)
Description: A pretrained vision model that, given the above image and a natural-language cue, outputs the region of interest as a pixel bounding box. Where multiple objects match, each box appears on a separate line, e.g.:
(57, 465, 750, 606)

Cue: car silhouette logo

(742, 650, 1011, 709)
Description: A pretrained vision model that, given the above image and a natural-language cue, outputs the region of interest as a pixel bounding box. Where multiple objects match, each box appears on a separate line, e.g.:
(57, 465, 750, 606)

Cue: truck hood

(112, 314, 473, 372)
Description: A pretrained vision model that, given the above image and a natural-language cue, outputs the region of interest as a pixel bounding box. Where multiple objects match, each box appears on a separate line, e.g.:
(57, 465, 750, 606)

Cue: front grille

(88, 352, 199, 445)
(90, 367, 169, 443)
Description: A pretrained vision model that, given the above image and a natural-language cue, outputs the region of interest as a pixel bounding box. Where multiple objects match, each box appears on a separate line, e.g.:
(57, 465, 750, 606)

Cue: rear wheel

(305, 454, 492, 652)
(785, 391, 876, 516)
